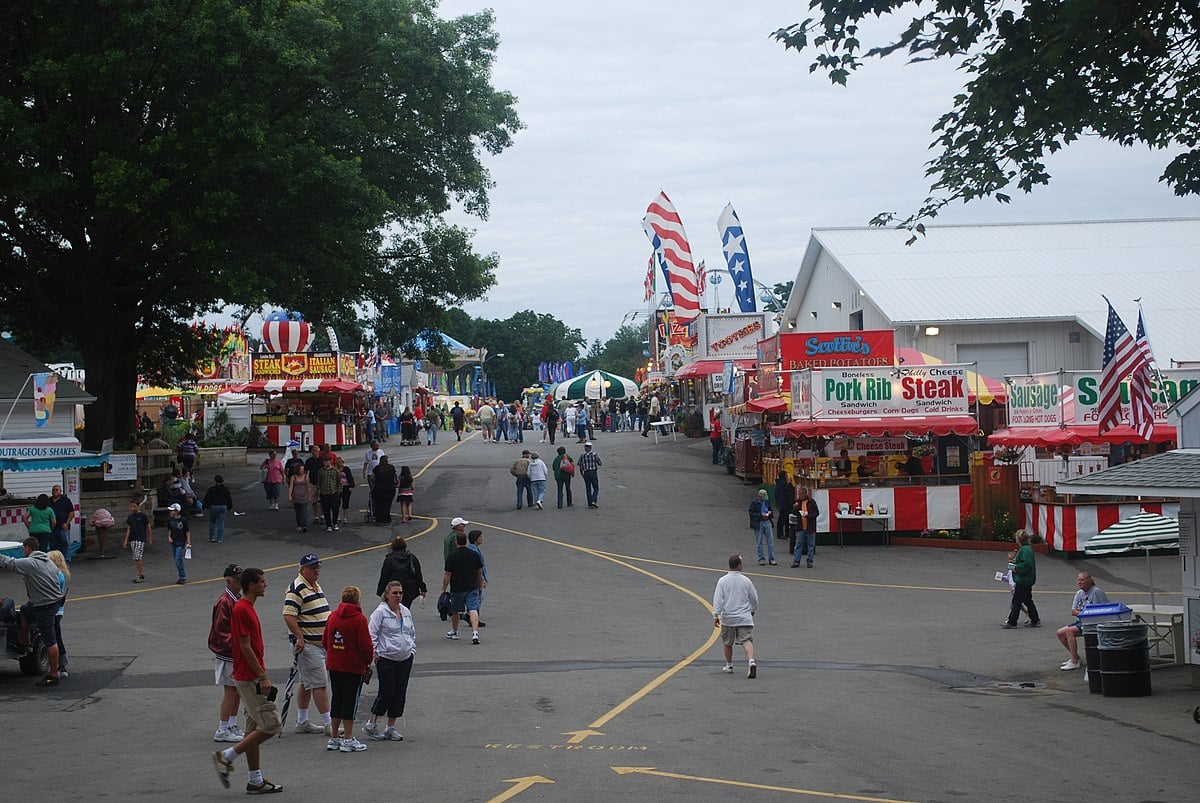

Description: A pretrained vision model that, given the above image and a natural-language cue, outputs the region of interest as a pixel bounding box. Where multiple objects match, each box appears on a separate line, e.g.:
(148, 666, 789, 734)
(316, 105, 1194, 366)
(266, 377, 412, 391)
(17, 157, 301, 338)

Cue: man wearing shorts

(211, 567, 283, 794)
(1056, 572, 1110, 670)
(209, 564, 244, 743)
(442, 532, 485, 645)
(282, 554, 332, 735)
(712, 554, 759, 678)
(122, 499, 152, 583)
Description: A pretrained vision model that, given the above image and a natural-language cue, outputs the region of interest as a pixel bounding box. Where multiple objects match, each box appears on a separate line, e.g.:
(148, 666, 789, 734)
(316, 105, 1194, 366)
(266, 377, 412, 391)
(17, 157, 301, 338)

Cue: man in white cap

(577, 442, 602, 508)
(443, 517, 469, 564)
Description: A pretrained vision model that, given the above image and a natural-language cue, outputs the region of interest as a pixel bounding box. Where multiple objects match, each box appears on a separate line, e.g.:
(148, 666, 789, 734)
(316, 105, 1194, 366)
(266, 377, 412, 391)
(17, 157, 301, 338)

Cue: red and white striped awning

(230, 379, 362, 394)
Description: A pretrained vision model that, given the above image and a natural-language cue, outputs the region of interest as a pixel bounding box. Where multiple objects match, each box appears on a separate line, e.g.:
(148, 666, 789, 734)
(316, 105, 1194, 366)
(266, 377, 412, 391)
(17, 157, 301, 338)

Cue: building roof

(1057, 448, 1200, 498)
(0, 339, 95, 403)
(786, 218, 1200, 364)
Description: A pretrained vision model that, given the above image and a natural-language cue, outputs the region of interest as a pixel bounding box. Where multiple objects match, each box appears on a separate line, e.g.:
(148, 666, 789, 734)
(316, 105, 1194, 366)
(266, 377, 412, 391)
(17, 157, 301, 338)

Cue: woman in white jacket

(362, 581, 416, 741)
(527, 452, 549, 510)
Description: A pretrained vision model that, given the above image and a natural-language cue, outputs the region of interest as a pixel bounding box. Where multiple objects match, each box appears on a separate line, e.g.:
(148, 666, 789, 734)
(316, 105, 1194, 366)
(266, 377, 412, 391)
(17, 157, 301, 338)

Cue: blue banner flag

(717, 203, 756, 312)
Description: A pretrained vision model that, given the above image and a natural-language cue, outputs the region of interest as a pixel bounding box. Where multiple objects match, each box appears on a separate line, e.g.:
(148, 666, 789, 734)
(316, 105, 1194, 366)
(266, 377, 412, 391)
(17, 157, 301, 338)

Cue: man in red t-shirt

(212, 568, 283, 795)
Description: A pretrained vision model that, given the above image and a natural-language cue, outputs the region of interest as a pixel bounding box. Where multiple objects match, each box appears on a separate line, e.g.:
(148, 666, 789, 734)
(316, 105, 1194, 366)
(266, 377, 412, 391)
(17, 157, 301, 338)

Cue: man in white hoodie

(712, 554, 759, 679)
(0, 537, 66, 686)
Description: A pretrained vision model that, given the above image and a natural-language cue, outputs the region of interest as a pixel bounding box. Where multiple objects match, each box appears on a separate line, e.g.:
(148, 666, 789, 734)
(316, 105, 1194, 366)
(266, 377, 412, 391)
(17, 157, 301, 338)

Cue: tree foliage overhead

(774, 1, 1200, 233)
(586, 324, 647, 381)
(0, 0, 520, 445)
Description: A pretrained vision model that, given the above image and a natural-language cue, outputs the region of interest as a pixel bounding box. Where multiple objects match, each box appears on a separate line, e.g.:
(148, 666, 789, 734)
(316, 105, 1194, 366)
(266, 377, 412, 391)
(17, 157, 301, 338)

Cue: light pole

(474, 350, 503, 400)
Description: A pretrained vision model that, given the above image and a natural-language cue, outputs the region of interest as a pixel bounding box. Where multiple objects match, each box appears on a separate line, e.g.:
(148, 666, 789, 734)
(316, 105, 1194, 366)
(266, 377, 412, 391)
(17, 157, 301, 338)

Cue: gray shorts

(720, 625, 754, 646)
(214, 656, 236, 687)
(129, 540, 145, 561)
(297, 641, 328, 689)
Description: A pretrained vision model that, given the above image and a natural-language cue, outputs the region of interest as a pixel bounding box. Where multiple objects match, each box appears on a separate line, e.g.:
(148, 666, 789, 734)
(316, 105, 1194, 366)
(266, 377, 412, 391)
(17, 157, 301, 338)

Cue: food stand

(988, 370, 1194, 550)
(770, 364, 979, 534)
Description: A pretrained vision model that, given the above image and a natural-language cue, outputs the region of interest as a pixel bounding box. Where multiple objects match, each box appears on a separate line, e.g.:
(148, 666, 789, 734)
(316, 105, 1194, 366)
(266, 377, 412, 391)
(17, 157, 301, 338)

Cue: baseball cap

(584, 441, 593, 447)
(451, 517, 469, 527)
(167, 503, 182, 511)
(222, 564, 243, 577)
(299, 553, 321, 567)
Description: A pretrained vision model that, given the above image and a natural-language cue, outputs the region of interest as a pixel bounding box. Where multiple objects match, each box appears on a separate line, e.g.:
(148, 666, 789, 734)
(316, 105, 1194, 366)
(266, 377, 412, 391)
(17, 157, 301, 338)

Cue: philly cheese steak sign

(819, 366, 969, 417)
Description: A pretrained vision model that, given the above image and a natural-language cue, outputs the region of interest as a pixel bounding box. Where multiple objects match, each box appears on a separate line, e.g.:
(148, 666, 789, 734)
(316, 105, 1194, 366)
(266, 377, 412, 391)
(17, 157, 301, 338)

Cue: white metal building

(780, 218, 1200, 380)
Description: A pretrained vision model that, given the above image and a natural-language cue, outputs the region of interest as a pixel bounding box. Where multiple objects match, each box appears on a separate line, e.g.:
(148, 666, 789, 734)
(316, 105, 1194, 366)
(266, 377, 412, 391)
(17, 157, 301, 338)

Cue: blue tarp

(416, 331, 472, 351)
(0, 452, 109, 472)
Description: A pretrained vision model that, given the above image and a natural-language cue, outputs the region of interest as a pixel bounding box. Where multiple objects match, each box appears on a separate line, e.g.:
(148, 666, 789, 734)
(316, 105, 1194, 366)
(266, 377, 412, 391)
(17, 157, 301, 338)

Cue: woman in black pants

(363, 581, 416, 741)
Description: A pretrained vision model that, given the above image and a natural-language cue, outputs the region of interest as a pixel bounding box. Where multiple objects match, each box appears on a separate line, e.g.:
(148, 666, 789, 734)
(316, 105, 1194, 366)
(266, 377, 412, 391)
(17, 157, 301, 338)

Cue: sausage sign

(817, 366, 970, 417)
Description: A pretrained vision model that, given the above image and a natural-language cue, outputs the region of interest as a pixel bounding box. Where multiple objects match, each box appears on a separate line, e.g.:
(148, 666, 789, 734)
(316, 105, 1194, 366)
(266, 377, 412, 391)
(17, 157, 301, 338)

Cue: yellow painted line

(486, 775, 554, 803)
(481, 522, 720, 734)
(412, 431, 476, 479)
(611, 766, 920, 802)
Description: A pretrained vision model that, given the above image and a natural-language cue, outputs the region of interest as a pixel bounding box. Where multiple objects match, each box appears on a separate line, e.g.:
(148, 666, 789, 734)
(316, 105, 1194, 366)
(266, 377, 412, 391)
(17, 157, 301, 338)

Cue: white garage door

(956, 343, 1029, 380)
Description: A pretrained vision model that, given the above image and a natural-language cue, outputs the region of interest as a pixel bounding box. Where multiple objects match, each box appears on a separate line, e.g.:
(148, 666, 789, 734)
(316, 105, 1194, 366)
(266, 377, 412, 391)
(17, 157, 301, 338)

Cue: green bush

(961, 513, 984, 540)
(236, 426, 271, 449)
(991, 499, 1018, 541)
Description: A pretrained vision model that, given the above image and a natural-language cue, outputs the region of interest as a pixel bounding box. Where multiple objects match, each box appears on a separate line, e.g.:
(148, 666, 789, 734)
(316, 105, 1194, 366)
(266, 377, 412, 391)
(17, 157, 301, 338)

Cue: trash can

(1081, 624, 1102, 694)
(1097, 621, 1151, 697)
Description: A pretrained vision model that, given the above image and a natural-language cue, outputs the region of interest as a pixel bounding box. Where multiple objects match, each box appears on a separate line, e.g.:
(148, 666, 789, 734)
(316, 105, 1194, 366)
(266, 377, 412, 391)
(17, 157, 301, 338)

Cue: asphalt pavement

(3, 426, 1198, 801)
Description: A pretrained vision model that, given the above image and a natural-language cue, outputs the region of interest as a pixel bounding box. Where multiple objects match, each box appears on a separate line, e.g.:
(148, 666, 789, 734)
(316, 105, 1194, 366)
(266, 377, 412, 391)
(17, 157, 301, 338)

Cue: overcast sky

(439, 0, 1200, 349)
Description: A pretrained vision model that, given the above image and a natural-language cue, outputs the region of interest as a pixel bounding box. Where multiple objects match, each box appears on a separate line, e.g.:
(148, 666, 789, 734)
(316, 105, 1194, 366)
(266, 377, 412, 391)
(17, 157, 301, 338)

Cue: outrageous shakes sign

(816, 366, 969, 417)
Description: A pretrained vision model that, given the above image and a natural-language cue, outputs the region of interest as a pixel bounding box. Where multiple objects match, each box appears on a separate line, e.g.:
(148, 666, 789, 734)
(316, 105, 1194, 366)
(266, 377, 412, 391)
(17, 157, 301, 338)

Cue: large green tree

(775, 1, 1200, 235)
(0, 0, 519, 446)
(588, 324, 647, 381)
(444, 310, 584, 401)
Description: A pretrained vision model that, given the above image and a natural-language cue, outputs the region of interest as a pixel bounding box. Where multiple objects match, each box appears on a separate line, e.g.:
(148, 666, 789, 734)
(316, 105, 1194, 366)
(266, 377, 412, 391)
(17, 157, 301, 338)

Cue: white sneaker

(326, 737, 340, 751)
(294, 721, 324, 734)
(227, 724, 245, 738)
(1060, 659, 1081, 671)
(340, 737, 367, 752)
(721, 664, 734, 674)
(213, 727, 241, 743)
(363, 722, 386, 741)
(384, 727, 404, 741)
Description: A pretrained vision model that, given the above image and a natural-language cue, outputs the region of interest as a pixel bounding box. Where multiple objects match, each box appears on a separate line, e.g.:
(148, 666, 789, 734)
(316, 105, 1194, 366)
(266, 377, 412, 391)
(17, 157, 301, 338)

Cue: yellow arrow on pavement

(487, 775, 554, 803)
(611, 767, 919, 803)
(562, 728, 604, 744)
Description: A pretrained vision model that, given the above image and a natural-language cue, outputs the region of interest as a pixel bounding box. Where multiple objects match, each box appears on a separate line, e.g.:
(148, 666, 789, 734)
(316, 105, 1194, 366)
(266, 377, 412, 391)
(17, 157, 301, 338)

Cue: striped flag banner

(643, 254, 655, 302)
(643, 192, 699, 321)
(1129, 309, 1159, 440)
(1097, 299, 1147, 435)
(641, 219, 674, 307)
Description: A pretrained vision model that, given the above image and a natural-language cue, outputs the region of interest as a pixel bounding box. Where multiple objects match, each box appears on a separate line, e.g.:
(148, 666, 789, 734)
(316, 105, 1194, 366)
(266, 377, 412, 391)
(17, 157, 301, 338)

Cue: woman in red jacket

(323, 586, 375, 752)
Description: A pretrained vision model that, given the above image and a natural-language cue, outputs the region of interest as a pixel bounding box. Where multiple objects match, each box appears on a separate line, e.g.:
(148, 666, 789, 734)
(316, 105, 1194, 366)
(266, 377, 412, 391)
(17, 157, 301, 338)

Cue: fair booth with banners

(232, 352, 366, 449)
(770, 363, 980, 536)
(0, 339, 104, 557)
(674, 313, 768, 420)
(990, 370, 1196, 550)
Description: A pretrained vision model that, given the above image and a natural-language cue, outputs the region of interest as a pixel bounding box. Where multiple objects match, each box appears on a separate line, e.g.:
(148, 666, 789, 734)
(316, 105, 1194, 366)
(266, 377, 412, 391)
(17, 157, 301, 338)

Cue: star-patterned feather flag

(717, 203, 756, 312)
(643, 192, 698, 320)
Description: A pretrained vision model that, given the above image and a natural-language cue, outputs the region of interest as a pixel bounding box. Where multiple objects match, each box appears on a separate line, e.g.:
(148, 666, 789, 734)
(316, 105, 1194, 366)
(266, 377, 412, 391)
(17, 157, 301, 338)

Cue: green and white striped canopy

(1084, 511, 1179, 555)
(551, 370, 639, 400)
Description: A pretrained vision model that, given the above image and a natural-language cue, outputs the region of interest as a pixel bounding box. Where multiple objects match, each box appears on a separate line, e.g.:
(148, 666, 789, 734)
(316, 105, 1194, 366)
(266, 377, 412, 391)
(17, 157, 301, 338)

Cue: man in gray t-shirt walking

(712, 554, 759, 678)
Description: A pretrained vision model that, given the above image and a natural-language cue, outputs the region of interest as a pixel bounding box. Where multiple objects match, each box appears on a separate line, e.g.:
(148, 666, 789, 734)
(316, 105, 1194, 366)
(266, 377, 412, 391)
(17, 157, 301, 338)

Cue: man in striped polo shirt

(282, 553, 332, 736)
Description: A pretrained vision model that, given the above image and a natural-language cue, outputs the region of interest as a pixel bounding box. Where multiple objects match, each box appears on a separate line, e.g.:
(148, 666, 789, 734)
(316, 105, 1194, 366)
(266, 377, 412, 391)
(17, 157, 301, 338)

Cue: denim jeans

(208, 504, 228, 542)
(515, 477, 533, 508)
(495, 419, 508, 442)
(582, 470, 599, 506)
(427, 423, 438, 444)
(173, 544, 187, 579)
(556, 477, 573, 507)
(531, 479, 547, 506)
(793, 530, 816, 565)
(754, 521, 775, 562)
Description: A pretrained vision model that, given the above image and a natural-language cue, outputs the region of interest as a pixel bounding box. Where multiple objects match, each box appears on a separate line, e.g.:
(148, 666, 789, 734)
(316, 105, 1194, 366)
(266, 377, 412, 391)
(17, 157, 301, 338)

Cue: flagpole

(0, 372, 36, 439)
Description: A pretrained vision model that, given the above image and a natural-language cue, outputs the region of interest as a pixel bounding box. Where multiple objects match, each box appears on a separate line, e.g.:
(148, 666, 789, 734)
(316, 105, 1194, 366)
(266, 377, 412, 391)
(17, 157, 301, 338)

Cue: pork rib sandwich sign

(819, 366, 969, 417)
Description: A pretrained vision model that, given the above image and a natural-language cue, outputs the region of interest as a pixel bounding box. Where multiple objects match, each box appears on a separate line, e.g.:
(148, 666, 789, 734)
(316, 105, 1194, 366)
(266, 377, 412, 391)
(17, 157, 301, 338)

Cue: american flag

(642, 254, 654, 302)
(643, 192, 699, 321)
(1097, 301, 1147, 435)
(696, 259, 706, 302)
(1128, 309, 1159, 439)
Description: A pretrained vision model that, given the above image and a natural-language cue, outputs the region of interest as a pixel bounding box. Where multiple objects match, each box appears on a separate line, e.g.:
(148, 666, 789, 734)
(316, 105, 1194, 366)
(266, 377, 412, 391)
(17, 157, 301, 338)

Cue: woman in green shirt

(24, 493, 57, 552)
